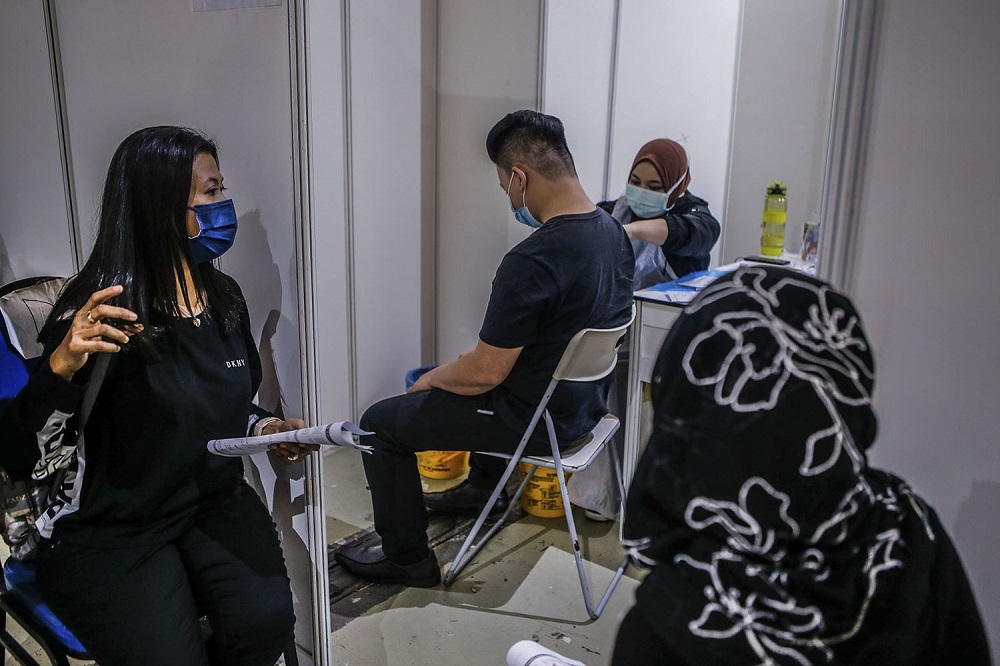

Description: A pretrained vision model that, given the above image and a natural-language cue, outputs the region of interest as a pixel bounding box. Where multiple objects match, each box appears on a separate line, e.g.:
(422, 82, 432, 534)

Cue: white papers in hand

(207, 421, 374, 457)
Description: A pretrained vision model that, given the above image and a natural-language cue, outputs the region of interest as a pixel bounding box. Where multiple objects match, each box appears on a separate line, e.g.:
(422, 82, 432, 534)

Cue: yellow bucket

(519, 462, 570, 518)
(416, 450, 470, 480)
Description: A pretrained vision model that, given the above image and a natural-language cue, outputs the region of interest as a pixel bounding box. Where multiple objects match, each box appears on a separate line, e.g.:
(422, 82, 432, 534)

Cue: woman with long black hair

(0, 126, 315, 665)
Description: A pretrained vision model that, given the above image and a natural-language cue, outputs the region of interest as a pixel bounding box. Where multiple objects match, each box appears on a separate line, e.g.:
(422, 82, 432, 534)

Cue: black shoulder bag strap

(45, 352, 111, 504)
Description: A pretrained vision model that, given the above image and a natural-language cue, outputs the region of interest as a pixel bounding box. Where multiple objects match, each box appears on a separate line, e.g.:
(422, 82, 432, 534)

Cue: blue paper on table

(644, 268, 731, 293)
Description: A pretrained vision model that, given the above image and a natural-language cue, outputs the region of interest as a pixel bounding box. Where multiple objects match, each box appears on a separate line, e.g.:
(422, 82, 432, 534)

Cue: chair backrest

(0, 276, 65, 362)
(551, 305, 635, 383)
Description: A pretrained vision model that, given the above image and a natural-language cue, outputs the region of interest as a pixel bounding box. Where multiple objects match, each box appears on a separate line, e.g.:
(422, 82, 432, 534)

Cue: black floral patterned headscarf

(623, 266, 989, 665)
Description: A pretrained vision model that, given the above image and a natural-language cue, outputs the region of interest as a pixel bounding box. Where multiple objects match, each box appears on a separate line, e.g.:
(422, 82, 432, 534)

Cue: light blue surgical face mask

(625, 169, 688, 219)
(187, 199, 238, 263)
(507, 170, 541, 229)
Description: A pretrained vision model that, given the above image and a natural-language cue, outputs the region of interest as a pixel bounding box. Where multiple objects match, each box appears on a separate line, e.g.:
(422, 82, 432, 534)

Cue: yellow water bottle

(759, 181, 788, 257)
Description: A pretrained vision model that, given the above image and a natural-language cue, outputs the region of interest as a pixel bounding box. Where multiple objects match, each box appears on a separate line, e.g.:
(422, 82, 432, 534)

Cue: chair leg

(443, 455, 531, 585)
(445, 381, 560, 585)
(545, 415, 627, 620)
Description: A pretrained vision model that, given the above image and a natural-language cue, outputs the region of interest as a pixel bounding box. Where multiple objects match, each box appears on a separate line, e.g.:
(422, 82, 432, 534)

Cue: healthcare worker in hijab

(614, 265, 990, 665)
(567, 140, 722, 521)
(601, 138, 720, 289)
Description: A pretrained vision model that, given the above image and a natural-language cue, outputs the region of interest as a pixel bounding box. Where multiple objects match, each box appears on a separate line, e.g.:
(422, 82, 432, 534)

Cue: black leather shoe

(334, 542, 441, 587)
(423, 481, 509, 516)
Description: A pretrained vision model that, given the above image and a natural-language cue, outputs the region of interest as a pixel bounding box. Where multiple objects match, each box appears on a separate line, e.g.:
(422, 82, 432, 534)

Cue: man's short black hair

(486, 109, 577, 179)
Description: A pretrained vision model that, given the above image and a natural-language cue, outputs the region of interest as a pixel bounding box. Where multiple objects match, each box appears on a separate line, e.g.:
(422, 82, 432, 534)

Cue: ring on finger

(86, 310, 98, 324)
(288, 453, 300, 462)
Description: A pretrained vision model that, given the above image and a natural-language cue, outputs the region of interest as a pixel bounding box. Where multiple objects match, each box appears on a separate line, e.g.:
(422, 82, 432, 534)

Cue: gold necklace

(176, 303, 205, 327)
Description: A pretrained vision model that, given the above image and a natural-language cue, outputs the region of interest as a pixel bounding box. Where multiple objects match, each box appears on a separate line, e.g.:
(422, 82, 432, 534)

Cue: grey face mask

(625, 169, 687, 219)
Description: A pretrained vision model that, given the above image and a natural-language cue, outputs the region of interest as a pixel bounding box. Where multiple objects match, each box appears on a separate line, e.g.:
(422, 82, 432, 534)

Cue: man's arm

(409, 339, 522, 396)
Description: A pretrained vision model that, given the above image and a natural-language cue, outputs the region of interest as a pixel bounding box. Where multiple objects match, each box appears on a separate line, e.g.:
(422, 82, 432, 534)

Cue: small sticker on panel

(192, 0, 282, 12)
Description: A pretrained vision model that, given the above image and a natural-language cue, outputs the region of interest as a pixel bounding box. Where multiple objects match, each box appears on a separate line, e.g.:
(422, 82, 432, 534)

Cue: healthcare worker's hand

(264, 418, 318, 464)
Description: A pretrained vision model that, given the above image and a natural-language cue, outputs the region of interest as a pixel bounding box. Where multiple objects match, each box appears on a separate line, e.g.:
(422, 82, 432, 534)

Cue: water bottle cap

(767, 181, 787, 195)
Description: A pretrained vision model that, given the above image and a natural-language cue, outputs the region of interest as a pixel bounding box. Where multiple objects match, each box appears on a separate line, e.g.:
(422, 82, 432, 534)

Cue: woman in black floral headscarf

(614, 266, 990, 665)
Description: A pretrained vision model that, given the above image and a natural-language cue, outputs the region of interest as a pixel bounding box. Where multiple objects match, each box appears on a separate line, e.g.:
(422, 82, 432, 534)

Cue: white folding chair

(443, 308, 635, 619)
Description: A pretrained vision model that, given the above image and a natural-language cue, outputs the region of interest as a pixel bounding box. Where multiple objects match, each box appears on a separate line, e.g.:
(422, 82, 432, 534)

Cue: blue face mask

(625, 169, 688, 219)
(187, 199, 238, 263)
(507, 170, 541, 229)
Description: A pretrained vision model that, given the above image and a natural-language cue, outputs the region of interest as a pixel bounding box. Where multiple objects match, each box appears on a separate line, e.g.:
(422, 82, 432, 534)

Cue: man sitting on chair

(334, 109, 635, 587)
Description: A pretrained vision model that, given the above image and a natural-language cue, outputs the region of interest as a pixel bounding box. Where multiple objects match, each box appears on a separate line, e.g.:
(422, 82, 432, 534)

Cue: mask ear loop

(507, 168, 527, 210)
(663, 168, 688, 212)
(186, 207, 202, 240)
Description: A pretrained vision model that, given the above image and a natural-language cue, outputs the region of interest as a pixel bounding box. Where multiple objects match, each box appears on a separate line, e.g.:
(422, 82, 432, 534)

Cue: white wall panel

(305, 0, 352, 427)
(722, 1, 841, 262)
(347, 0, 425, 408)
(542, 0, 616, 202)
(853, 0, 1000, 649)
(609, 0, 740, 264)
(435, 0, 540, 361)
(0, 1, 74, 281)
(50, 1, 317, 657)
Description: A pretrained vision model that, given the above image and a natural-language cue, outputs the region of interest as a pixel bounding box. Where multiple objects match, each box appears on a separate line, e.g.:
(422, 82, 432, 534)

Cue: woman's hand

(265, 418, 319, 464)
(48, 285, 141, 381)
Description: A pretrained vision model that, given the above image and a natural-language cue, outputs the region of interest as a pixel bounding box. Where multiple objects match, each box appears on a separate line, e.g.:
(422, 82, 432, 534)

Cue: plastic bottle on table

(759, 181, 788, 257)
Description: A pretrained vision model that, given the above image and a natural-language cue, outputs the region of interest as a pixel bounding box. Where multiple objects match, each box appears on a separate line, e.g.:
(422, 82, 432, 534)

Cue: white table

(622, 292, 683, 490)
(620, 259, 815, 489)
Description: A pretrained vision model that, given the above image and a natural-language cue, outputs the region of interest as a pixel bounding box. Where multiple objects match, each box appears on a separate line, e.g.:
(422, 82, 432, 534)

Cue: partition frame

(817, 0, 883, 293)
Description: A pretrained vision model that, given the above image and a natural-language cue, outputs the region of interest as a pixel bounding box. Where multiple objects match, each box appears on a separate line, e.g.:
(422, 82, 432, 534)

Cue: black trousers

(359, 388, 551, 561)
(37, 483, 295, 666)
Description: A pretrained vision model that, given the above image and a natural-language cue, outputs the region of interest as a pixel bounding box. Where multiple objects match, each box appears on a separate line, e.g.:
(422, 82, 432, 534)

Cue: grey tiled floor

(1, 449, 640, 665)
(323, 448, 641, 666)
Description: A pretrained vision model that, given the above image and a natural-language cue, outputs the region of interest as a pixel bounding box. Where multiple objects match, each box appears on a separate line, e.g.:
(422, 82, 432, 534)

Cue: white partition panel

(0, 1, 75, 281)
(435, 0, 540, 361)
(853, 0, 1000, 649)
(304, 1, 353, 428)
(51, 2, 318, 659)
(347, 0, 424, 409)
(542, 0, 616, 202)
(609, 0, 740, 265)
(722, 0, 841, 262)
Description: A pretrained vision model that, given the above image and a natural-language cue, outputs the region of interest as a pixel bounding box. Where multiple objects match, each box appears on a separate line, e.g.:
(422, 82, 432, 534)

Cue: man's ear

(511, 166, 527, 189)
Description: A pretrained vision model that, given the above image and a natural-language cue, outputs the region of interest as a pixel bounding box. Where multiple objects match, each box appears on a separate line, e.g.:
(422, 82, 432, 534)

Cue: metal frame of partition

(817, 0, 884, 294)
(287, 1, 336, 663)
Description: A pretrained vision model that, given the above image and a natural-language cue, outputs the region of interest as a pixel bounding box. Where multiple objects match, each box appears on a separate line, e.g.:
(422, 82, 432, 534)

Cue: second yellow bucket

(519, 462, 570, 518)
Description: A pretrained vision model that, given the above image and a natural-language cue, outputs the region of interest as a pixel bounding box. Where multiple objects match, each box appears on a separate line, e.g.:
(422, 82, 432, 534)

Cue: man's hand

(409, 341, 522, 396)
(265, 418, 318, 464)
(408, 367, 439, 393)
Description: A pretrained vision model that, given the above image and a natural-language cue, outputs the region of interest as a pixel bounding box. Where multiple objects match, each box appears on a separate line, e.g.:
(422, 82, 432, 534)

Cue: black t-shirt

(62, 308, 254, 544)
(479, 207, 635, 442)
(2, 280, 269, 547)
